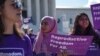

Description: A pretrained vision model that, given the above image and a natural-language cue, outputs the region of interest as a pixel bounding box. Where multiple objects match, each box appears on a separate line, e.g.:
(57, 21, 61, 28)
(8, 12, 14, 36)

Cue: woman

(33, 16, 58, 56)
(0, 0, 32, 56)
(72, 13, 100, 56)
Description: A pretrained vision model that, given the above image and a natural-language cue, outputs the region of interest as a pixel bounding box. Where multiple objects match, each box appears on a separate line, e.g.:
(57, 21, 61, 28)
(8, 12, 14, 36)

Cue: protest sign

(45, 34, 93, 55)
(91, 3, 100, 29)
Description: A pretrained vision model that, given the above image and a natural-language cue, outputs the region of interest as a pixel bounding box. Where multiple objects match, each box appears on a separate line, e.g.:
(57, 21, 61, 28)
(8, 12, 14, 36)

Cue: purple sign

(0, 48, 24, 56)
(91, 3, 100, 29)
(46, 34, 93, 55)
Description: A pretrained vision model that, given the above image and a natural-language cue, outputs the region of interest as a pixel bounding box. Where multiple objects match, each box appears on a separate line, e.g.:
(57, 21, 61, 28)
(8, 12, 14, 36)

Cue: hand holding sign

(57, 50, 68, 56)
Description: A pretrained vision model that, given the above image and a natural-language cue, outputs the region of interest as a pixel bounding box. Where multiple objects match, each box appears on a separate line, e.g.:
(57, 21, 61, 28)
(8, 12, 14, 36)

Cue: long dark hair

(72, 13, 100, 47)
(0, 0, 5, 34)
(0, 0, 24, 38)
(72, 13, 94, 35)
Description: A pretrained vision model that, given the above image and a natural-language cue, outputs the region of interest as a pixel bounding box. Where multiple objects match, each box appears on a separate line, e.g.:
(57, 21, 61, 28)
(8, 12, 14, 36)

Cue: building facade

(21, 0, 93, 35)
(22, 0, 56, 34)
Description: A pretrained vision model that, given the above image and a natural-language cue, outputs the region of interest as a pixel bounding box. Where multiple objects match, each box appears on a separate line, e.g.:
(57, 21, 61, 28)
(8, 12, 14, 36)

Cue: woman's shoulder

(22, 34, 31, 41)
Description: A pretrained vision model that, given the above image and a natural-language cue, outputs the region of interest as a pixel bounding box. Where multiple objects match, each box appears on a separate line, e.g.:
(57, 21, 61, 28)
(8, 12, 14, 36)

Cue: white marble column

(48, 0, 56, 17)
(27, 0, 32, 17)
(43, 0, 48, 16)
(35, 0, 40, 26)
(51, 0, 56, 17)
(50, 0, 56, 17)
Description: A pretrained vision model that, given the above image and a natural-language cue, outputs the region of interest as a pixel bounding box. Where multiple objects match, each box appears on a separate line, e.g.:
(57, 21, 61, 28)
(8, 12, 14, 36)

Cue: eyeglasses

(12, 0, 23, 9)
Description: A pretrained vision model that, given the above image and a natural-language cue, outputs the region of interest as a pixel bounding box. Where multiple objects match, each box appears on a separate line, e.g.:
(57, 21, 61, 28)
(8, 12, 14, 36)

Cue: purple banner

(45, 34, 93, 55)
(91, 3, 100, 29)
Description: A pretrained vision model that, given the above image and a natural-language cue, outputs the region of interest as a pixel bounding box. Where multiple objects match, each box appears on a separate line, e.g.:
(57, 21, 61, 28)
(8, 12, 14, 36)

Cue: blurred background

(21, 0, 100, 35)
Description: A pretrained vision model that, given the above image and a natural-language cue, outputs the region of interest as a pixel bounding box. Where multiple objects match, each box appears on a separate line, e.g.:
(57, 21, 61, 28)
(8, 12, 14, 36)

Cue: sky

(56, 0, 100, 8)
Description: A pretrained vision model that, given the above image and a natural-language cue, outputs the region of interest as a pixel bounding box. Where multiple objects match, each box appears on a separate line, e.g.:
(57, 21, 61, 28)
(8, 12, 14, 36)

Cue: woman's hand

(57, 50, 68, 56)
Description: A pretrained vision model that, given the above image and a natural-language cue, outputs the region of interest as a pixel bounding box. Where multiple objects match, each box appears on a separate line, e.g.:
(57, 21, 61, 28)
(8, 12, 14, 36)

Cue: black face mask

(12, 0, 23, 9)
